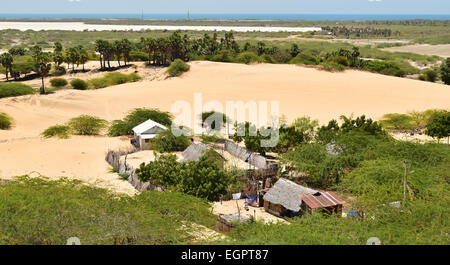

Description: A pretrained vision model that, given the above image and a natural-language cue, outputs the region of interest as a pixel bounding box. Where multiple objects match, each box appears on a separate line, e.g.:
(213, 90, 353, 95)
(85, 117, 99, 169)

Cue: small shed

(132, 119, 167, 149)
(262, 178, 318, 217)
(217, 213, 250, 232)
(299, 191, 345, 215)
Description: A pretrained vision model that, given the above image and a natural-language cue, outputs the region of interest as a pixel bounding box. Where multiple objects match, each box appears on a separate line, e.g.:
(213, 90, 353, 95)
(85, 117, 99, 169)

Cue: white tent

(132, 119, 167, 149)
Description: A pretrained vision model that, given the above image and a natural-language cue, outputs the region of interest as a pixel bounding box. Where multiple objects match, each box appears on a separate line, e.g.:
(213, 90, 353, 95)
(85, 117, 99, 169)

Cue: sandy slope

(382, 44, 450, 58)
(1, 61, 449, 192)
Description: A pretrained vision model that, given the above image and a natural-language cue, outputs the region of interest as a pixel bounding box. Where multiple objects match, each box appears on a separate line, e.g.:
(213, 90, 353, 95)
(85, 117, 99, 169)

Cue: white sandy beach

(0, 21, 321, 32)
(1, 61, 449, 192)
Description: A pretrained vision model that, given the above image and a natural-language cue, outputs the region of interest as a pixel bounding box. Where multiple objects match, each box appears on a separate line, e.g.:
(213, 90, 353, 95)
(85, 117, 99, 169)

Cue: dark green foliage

(135, 154, 233, 201)
(0, 82, 34, 98)
(149, 130, 191, 153)
(108, 108, 172, 136)
(362, 60, 406, 77)
(0, 112, 13, 130)
(41, 125, 70, 139)
(289, 53, 319, 65)
(49, 78, 68, 88)
(89, 72, 141, 89)
(439, 58, 450, 85)
(271, 50, 292, 63)
(379, 113, 415, 130)
(68, 115, 107, 135)
(0, 176, 216, 244)
(51, 65, 66, 76)
(235, 52, 262, 64)
(166, 59, 190, 77)
(425, 110, 450, 142)
(70, 78, 89, 90)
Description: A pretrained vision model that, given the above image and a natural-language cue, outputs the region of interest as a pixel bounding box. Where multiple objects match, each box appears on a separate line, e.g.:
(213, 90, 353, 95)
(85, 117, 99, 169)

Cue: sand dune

(382, 44, 450, 58)
(1, 61, 449, 192)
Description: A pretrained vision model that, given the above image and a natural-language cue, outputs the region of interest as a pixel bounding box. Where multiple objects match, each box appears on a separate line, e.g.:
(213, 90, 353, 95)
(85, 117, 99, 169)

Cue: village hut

(262, 178, 318, 217)
(299, 191, 345, 215)
(131, 119, 167, 149)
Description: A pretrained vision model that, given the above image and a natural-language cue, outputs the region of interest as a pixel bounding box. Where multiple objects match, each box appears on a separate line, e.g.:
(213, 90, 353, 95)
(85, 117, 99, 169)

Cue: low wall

(224, 140, 267, 169)
(105, 149, 156, 192)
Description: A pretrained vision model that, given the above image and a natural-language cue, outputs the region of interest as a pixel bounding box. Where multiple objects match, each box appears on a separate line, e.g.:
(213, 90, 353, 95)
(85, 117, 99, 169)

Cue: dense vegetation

(0, 176, 216, 244)
(148, 130, 191, 153)
(88, 72, 141, 89)
(108, 108, 172, 137)
(49, 78, 68, 88)
(136, 154, 233, 201)
(0, 112, 13, 130)
(67, 115, 108, 135)
(166, 59, 190, 77)
(41, 125, 70, 139)
(0, 82, 34, 98)
(70, 78, 89, 90)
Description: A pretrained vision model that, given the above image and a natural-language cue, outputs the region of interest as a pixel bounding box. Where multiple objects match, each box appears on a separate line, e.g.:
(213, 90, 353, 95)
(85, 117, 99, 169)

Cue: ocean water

(0, 13, 449, 21)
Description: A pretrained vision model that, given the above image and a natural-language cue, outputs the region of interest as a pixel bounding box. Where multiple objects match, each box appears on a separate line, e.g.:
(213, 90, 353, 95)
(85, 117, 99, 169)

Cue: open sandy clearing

(1, 61, 449, 192)
(382, 44, 450, 58)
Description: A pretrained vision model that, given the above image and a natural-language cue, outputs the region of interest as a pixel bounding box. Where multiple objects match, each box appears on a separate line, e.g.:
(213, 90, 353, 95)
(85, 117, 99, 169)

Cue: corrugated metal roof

(299, 191, 344, 209)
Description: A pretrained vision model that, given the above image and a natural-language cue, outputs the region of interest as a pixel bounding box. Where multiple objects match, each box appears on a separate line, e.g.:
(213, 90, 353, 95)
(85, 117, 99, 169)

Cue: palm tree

(0, 53, 13, 81)
(34, 53, 52, 94)
(121, 39, 132, 66)
(114, 40, 123, 67)
(66, 47, 80, 72)
(77, 46, 89, 72)
(95, 40, 107, 69)
(143, 38, 156, 65)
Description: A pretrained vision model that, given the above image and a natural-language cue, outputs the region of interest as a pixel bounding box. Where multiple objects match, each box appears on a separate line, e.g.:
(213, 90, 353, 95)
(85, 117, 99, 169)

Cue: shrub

(88, 72, 141, 89)
(271, 50, 292, 63)
(0, 113, 13, 130)
(425, 110, 450, 143)
(440, 58, 450, 85)
(166, 59, 190, 77)
(68, 115, 107, 135)
(149, 130, 191, 153)
(379, 113, 415, 130)
(70, 79, 89, 90)
(424, 69, 438, 82)
(0, 82, 35, 98)
(108, 108, 172, 136)
(235, 52, 263, 64)
(289, 53, 319, 65)
(135, 154, 233, 201)
(41, 125, 70, 139)
(321, 61, 346, 72)
(211, 50, 233, 63)
(362, 60, 406, 77)
(49, 78, 68, 88)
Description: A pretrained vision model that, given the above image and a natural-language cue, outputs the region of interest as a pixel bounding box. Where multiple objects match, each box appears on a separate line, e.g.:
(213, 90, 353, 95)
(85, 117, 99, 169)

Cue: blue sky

(1, 0, 449, 14)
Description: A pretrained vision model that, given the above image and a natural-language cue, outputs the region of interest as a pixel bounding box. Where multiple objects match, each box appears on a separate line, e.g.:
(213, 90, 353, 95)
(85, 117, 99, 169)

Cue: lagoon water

(0, 22, 321, 32)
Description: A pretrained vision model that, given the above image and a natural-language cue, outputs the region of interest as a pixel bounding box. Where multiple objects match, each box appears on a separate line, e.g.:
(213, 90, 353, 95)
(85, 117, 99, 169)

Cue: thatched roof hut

(263, 178, 318, 215)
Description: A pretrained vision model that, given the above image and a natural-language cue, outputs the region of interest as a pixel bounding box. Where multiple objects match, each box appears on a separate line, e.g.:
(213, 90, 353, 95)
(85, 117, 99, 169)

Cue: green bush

(235, 52, 263, 64)
(289, 53, 319, 65)
(362, 60, 406, 77)
(88, 72, 141, 89)
(49, 78, 68, 88)
(136, 154, 233, 201)
(166, 59, 190, 77)
(379, 113, 415, 130)
(70, 79, 89, 90)
(108, 108, 172, 137)
(149, 130, 191, 153)
(0, 112, 13, 130)
(68, 115, 107, 135)
(41, 125, 70, 139)
(321, 61, 346, 72)
(271, 50, 292, 63)
(0, 82, 35, 98)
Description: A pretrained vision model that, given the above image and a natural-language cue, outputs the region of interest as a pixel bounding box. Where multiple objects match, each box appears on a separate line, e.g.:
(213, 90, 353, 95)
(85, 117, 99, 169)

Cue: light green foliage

(0, 176, 216, 244)
(49, 78, 68, 88)
(41, 125, 70, 139)
(148, 129, 191, 153)
(0, 82, 35, 98)
(70, 78, 89, 90)
(235, 52, 263, 64)
(380, 113, 415, 130)
(135, 154, 233, 201)
(291, 116, 319, 143)
(68, 115, 107, 135)
(425, 110, 450, 142)
(108, 108, 172, 136)
(166, 59, 190, 77)
(0, 112, 13, 130)
(89, 72, 141, 89)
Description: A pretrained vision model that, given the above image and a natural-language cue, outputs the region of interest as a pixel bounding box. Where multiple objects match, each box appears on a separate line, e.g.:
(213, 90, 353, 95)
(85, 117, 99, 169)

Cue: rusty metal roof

(299, 191, 344, 209)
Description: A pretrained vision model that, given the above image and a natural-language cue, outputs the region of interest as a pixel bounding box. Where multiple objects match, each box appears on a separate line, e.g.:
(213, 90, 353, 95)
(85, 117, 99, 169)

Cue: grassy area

(0, 82, 35, 98)
(0, 176, 216, 244)
(88, 72, 141, 89)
